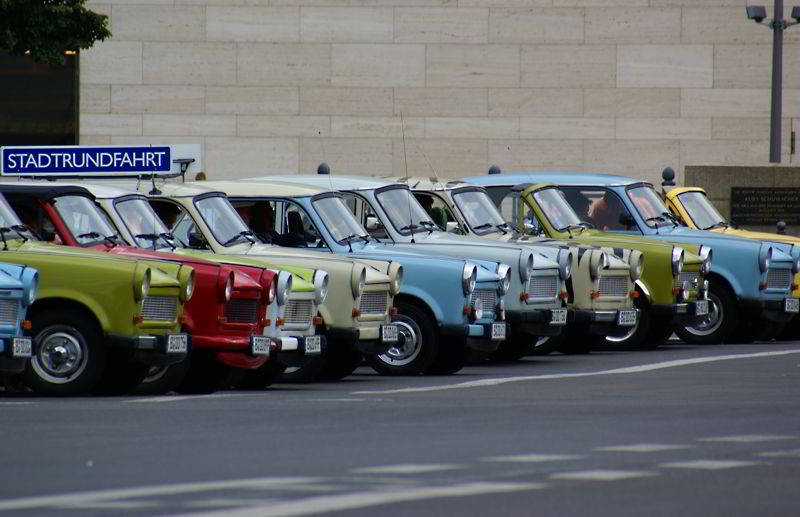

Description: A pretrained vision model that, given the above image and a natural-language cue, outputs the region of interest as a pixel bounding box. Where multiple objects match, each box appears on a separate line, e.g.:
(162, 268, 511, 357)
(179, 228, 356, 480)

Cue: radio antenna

(399, 112, 415, 243)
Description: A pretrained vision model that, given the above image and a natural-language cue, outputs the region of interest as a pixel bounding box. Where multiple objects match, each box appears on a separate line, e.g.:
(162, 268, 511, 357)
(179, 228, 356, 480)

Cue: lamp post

(746, 2, 800, 163)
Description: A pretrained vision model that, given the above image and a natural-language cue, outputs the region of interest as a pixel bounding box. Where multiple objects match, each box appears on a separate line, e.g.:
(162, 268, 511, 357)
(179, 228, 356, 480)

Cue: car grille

(767, 268, 792, 290)
(676, 271, 700, 289)
(359, 291, 388, 315)
(471, 289, 498, 313)
(141, 296, 178, 321)
(225, 298, 259, 323)
(284, 299, 313, 326)
(598, 276, 627, 297)
(0, 299, 18, 326)
(527, 275, 558, 299)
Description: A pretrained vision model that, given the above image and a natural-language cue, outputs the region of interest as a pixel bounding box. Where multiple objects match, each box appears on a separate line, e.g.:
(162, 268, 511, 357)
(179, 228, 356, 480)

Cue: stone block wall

(80, 1, 797, 183)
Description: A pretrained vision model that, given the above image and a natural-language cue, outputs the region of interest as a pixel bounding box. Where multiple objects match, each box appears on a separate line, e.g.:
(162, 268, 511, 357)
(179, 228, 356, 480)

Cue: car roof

(0, 181, 94, 201)
(463, 172, 642, 188)
(198, 180, 328, 198)
(385, 176, 475, 191)
(245, 174, 397, 191)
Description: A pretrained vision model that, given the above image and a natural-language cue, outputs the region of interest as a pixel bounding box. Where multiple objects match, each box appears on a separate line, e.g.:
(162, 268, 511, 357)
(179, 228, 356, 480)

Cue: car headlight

(759, 246, 773, 273)
(267, 281, 277, 305)
(28, 274, 38, 305)
(222, 272, 233, 302)
(699, 245, 712, 275)
(794, 257, 800, 274)
(497, 263, 511, 295)
(389, 263, 403, 296)
(313, 270, 328, 305)
(589, 250, 608, 280)
(134, 265, 151, 301)
(180, 267, 195, 302)
(277, 270, 292, 306)
(470, 297, 483, 321)
(630, 250, 644, 281)
(462, 263, 477, 295)
(558, 249, 572, 281)
(519, 251, 534, 283)
(671, 247, 685, 277)
(351, 265, 366, 299)
(21, 267, 38, 306)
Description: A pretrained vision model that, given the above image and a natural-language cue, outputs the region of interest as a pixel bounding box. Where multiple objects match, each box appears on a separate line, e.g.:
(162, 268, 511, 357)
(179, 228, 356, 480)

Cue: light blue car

(0, 262, 37, 373)
(195, 179, 508, 375)
(465, 171, 800, 344)
(236, 175, 572, 358)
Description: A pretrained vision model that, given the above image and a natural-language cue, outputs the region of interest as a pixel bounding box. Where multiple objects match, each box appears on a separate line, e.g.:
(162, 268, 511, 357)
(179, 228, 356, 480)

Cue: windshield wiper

(77, 231, 101, 240)
(562, 223, 588, 234)
(646, 215, 667, 224)
(160, 232, 177, 250)
(341, 233, 360, 252)
(494, 223, 508, 235)
(135, 233, 161, 250)
(9, 225, 29, 243)
(222, 230, 256, 247)
(104, 234, 119, 248)
(661, 211, 680, 226)
(473, 222, 493, 231)
(418, 220, 437, 234)
(400, 224, 419, 234)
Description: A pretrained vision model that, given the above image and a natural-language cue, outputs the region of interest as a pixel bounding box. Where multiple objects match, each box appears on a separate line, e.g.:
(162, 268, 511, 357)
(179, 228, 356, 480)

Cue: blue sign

(1, 146, 172, 176)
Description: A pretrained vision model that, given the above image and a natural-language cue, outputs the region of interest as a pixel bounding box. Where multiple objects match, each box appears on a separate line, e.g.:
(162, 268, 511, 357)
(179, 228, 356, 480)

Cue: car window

(341, 192, 389, 240)
(52, 195, 117, 246)
(559, 187, 634, 231)
(627, 185, 673, 228)
(413, 192, 457, 231)
(677, 191, 726, 230)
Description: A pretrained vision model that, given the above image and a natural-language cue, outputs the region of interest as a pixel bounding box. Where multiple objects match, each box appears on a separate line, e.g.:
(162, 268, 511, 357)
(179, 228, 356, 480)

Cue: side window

(7, 196, 61, 243)
(413, 193, 455, 230)
(151, 200, 200, 248)
(560, 187, 633, 231)
(341, 193, 388, 240)
(499, 195, 515, 224)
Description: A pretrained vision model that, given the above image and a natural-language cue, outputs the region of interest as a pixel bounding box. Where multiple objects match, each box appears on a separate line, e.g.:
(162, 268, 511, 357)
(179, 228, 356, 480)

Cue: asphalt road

(2, 341, 800, 517)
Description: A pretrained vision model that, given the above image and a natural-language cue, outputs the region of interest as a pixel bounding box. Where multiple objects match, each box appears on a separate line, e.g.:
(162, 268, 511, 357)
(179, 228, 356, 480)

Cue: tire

(778, 315, 800, 341)
(132, 360, 191, 395)
(675, 279, 738, 344)
(24, 311, 105, 396)
(602, 296, 650, 349)
(366, 302, 438, 376)
(317, 346, 362, 381)
(557, 327, 593, 355)
(531, 333, 565, 356)
(279, 354, 327, 383)
(640, 319, 673, 350)
(489, 334, 533, 362)
(731, 320, 787, 344)
(175, 353, 235, 394)
(235, 360, 286, 390)
(426, 339, 468, 375)
(92, 355, 150, 395)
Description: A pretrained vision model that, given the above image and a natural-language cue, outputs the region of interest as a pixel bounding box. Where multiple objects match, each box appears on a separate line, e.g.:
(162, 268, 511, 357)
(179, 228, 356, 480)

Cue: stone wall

(80, 0, 798, 183)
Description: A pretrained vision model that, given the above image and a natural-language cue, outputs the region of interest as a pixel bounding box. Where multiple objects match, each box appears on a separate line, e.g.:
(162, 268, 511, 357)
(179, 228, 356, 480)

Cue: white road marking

(551, 470, 658, 481)
(126, 394, 239, 404)
(660, 460, 764, 470)
(179, 482, 545, 517)
(0, 477, 320, 512)
(0, 401, 34, 405)
(698, 434, 797, 443)
(185, 498, 279, 509)
(61, 501, 158, 510)
(350, 464, 465, 474)
(352, 349, 800, 394)
(595, 444, 692, 453)
(482, 454, 585, 463)
(757, 449, 800, 458)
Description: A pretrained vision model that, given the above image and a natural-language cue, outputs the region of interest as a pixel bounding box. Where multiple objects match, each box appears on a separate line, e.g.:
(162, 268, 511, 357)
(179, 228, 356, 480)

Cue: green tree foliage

(0, 0, 111, 65)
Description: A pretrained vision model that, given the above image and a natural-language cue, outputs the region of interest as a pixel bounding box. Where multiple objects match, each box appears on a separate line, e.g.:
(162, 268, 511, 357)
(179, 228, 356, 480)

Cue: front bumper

(571, 308, 640, 334)
(738, 297, 799, 323)
(106, 332, 190, 366)
(506, 309, 566, 336)
(440, 322, 507, 352)
(274, 335, 327, 367)
(651, 301, 709, 324)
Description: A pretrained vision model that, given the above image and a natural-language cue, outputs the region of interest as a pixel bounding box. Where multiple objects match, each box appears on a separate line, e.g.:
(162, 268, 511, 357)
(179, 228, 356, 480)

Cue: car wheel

(731, 319, 786, 343)
(175, 352, 236, 394)
(132, 361, 191, 395)
(92, 356, 150, 395)
(367, 302, 438, 376)
(235, 359, 286, 390)
(489, 334, 534, 362)
(25, 312, 105, 396)
(557, 327, 593, 355)
(675, 280, 737, 344)
(603, 297, 650, 349)
(777, 314, 800, 340)
(317, 345, 362, 381)
(279, 354, 327, 383)
(531, 333, 565, 356)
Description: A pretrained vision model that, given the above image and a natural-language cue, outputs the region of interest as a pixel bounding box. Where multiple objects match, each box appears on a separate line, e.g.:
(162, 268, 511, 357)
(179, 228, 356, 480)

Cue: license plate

(695, 299, 709, 316)
(381, 324, 399, 343)
(491, 322, 507, 340)
(617, 310, 637, 327)
(250, 336, 271, 356)
(785, 298, 799, 313)
(11, 337, 32, 358)
(166, 334, 188, 354)
(304, 336, 322, 355)
(550, 309, 567, 325)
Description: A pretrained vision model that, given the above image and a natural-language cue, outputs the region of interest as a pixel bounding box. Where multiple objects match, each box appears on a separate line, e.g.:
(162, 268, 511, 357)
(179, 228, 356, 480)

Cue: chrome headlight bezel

(589, 250, 608, 280)
(759, 246, 773, 273)
(388, 263, 403, 296)
(134, 265, 151, 302)
(497, 263, 512, 295)
(21, 268, 38, 306)
(671, 247, 685, 277)
(629, 250, 644, 281)
(313, 270, 328, 305)
(462, 263, 478, 296)
(351, 265, 366, 299)
(180, 267, 196, 302)
(277, 270, 292, 306)
(558, 249, 573, 281)
(699, 245, 712, 275)
(519, 251, 534, 283)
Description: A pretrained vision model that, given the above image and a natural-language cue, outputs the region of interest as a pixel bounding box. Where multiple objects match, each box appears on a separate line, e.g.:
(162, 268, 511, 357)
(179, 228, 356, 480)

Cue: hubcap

(31, 332, 87, 384)
(684, 293, 723, 337)
(605, 318, 640, 344)
(379, 320, 420, 366)
(142, 366, 169, 384)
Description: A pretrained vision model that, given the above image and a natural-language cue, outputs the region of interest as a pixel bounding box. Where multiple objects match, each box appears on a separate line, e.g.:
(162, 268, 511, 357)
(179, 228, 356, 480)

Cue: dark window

(0, 53, 78, 147)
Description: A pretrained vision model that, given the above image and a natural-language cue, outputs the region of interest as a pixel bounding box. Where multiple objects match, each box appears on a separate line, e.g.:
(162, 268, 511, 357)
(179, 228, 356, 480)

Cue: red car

(0, 184, 278, 394)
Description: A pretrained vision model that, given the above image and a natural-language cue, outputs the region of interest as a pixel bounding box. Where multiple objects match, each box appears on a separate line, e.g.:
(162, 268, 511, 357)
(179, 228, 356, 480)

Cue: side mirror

(619, 213, 636, 228)
(445, 221, 460, 233)
(188, 231, 207, 249)
(365, 215, 383, 231)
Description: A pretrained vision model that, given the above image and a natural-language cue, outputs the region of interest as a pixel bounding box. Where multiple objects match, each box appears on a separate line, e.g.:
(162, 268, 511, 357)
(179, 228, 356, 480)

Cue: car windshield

(627, 185, 674, 227)
(312, 195, 369, 244)
(677, 191, 726, 230)
(53, 195, 118, 246)
(194, 195, 254, 247)
(451, 190, 506, 234)
(531, 188, 582, 231)
(375, 187, 437, 235)
(115, 197, 180, 250)
(0, 195, 34, 241)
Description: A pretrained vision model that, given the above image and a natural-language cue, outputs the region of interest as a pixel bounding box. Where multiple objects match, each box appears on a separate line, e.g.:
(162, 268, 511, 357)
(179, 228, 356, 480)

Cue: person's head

(249, 203, 274, 235)
(195, 172, 207, 181)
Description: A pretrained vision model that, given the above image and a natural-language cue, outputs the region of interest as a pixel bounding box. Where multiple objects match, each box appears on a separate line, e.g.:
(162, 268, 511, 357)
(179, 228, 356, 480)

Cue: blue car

(465, 171, 800, 344)
(0, 262, 37, 373)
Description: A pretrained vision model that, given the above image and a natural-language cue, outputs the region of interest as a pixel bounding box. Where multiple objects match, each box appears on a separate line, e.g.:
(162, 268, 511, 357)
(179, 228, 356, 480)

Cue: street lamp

(746, 1, 800, 163)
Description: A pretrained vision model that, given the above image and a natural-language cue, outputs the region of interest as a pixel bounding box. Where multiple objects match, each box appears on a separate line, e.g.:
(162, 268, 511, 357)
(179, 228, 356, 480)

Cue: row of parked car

(0, 159, 798, 396)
